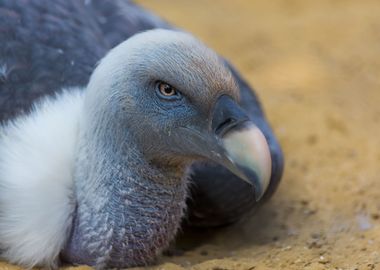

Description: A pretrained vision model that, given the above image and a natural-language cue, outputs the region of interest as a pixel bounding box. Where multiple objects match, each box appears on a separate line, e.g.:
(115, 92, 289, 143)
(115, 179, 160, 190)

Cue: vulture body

(0, 0, 284, 268)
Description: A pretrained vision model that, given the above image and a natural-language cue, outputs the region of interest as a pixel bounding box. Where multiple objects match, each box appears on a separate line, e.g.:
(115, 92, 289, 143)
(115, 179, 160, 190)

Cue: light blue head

(83, 29, 271, 198)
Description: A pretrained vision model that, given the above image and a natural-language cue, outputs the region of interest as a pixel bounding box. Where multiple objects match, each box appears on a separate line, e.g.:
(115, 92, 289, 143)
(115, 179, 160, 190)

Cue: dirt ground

(1, 0, 380, 269)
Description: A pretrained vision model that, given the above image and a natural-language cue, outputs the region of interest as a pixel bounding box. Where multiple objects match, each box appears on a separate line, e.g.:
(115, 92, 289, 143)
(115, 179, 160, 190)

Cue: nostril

(215, 117, 237, 136)
(212, 95, 250, 136)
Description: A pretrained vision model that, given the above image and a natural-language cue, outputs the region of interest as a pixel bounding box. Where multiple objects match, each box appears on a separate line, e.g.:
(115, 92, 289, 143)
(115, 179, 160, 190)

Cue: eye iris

(159, 83, 176, 96)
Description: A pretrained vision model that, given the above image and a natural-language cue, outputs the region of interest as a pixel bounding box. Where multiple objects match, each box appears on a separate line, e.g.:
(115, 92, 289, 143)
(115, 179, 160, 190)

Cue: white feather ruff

(0, 89, 84, 268)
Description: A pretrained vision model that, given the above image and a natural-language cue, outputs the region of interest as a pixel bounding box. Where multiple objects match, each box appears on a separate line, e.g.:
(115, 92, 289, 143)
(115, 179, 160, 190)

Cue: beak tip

(223, 123, 272, 202)
(238, 165, 266, 202)
(254, 187, 265, 202)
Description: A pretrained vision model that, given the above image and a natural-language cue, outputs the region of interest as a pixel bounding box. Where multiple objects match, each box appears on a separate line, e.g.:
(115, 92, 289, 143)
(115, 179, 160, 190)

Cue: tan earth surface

(1, 0, 380, 269)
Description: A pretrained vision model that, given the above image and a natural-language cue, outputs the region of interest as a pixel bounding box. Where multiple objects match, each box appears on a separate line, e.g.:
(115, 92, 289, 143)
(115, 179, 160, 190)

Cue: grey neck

(61, 125, 189, 268)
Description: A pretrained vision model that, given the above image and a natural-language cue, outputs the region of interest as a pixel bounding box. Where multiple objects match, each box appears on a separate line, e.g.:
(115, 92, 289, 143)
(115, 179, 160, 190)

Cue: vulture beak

(208, 95, 272, 201)
(177, 95, 272, 201)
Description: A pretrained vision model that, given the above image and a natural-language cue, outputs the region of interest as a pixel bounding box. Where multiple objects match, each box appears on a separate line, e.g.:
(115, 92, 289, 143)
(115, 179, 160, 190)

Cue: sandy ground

(1, 0, 380, 269)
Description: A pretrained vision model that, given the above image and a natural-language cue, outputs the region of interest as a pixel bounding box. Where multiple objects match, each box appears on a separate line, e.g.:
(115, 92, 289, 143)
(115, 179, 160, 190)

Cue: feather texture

(0, 89, 84, 268)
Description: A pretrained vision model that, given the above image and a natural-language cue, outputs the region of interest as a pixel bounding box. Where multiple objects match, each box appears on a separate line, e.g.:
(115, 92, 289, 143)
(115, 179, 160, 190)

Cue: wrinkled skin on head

(83, 30, 239, 166)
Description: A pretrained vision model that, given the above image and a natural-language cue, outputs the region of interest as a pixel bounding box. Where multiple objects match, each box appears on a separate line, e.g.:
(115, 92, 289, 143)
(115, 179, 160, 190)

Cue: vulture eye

(156, 82, 181, 100)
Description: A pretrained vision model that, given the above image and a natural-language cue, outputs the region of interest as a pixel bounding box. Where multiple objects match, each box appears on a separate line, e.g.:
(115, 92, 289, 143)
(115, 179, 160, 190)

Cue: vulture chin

(0, 1, 283, 269)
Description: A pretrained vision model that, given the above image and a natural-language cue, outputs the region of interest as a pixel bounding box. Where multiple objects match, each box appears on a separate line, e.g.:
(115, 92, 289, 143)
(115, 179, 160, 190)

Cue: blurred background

(3, 0, 380, 269)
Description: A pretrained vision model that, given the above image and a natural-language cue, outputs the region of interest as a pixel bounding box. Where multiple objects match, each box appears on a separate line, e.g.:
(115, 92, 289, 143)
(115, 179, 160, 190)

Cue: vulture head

(83, 29, 271, 197)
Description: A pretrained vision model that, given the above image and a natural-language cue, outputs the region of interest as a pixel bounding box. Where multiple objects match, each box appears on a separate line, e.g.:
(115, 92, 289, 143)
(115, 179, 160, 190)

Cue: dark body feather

(0, 0, 283, 227)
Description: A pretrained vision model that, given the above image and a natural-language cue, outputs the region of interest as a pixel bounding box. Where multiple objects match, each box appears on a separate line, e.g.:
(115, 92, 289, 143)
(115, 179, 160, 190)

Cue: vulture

(0, 0, 284, 269)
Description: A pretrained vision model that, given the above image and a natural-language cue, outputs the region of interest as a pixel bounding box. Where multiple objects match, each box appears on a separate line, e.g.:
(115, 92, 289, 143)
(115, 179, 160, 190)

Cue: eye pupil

(159, 82, 176, 96)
